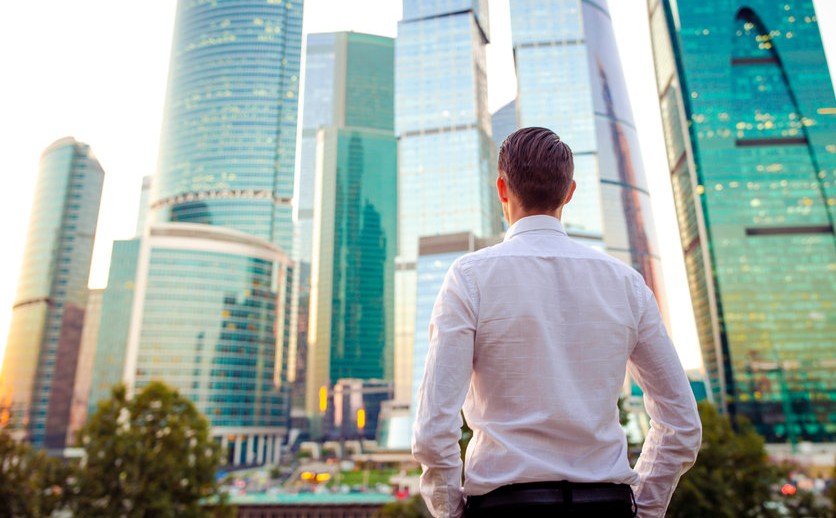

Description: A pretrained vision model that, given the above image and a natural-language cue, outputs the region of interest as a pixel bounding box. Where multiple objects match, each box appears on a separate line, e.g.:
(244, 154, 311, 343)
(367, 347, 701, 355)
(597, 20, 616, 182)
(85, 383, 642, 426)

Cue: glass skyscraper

(0, 137, 104, 449)
(394, 0, 503, 406)
(301, 33, 397, 424)
(88, 0, 306, 463)
(151, 0, 303, 254)
(127, 224, 294, 465)
(88, 239, 141, 415)
(649, 0, 836, 442)
(508, 0, 665, 305)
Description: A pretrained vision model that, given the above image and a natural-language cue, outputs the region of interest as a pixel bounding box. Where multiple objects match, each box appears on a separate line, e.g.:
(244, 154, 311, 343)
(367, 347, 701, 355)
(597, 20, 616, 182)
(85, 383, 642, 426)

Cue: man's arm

(627, 286, 702, 518)
(412, 260, 477, 518)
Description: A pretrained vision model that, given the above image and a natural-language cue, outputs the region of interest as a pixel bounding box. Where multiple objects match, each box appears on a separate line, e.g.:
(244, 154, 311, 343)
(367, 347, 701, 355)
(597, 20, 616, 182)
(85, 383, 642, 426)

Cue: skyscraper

(0, 137, 104, 449)
(67, 288, 103, 446)
(150, 0, 303, 254)
(491, 99, 517, 152)
(394, 0, 503, 405)
(126, 224, 295, 465)
(508, 0, 665, 299)
(87, 0, 306, 463)
(300, 32, 397, 424)
(649, 0, 836, 442)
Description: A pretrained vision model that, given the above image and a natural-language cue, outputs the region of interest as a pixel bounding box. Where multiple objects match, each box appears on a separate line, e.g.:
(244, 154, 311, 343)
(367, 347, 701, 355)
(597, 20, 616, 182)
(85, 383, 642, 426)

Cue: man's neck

(506, 207, 563, 227)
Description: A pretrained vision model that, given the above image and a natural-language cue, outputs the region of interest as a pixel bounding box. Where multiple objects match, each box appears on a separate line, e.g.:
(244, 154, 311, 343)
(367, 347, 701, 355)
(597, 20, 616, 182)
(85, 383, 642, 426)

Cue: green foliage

(780, 488, 832, 518)
(71, 382, 227, 517)
(668, 402, 782, 518)
(373, 495, 431, 518)
(0, 430, 70, 518)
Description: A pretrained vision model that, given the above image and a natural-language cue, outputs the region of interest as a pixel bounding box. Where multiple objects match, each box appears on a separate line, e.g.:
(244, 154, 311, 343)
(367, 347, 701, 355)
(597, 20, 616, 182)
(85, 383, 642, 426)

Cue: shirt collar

(503, 215, 568, 242)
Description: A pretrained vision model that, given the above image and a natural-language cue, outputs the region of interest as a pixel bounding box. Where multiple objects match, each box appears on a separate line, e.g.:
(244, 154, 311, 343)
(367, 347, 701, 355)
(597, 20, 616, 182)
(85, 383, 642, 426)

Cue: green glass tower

(0, 137, 104, 449)
(649, 0, 835, 442)
(303, 33, 397, 420)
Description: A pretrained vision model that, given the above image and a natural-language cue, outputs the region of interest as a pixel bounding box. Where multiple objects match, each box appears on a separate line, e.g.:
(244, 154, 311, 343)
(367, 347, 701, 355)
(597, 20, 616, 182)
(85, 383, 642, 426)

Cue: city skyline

(2, 0, 835, 373)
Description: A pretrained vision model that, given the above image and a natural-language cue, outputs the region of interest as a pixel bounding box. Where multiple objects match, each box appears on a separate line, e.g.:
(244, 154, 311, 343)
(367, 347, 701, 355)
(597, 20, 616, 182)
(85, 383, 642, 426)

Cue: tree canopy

(0, 430, 69, 518)
(71, 381, 226, 517)
(667, 402, 831, 518)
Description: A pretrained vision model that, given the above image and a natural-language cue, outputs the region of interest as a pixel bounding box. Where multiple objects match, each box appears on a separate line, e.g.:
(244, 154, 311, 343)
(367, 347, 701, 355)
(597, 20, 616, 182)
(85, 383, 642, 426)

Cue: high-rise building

(508, 0, 665, 304)
(87, 239, 141, 414)
(67, 288, 103, 446)
(301, 33, 397, 426)
(394, 0, 503, 406)
(88, 0, 305, 463)
(491, 99, 517, 151)
(127, 224, 294, 465)
(135, 175, 152, 237)
(150, 0, 303, 254)
(648, 0, 836, 442)
(0, 137, 104, 449)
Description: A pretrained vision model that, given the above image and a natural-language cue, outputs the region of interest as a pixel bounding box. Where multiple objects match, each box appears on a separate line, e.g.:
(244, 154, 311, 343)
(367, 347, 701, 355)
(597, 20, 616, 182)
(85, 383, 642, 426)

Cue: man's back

(413, 215, 701, 517)
(413, 128, 700, 518)
(459, 215, 646, 494)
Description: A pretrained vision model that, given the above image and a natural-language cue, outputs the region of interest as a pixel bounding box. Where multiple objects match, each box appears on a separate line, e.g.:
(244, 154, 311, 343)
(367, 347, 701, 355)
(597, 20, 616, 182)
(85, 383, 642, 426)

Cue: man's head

(497, 127, 575, 220)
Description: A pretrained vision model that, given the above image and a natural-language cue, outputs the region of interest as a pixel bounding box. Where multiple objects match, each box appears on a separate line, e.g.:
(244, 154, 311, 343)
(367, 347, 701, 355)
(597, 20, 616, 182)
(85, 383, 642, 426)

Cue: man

(412, 127, 701, 517)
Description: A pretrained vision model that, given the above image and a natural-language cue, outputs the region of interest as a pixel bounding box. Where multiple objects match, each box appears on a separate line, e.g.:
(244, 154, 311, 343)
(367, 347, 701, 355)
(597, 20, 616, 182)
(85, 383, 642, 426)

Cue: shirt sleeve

(627, 285, 702, 518)
(412, 259, 477, 518)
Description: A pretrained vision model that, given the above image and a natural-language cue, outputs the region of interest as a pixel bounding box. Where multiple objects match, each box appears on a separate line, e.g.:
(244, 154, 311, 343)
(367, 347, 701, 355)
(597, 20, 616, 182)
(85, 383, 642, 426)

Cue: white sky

(0, 0, 834, 371)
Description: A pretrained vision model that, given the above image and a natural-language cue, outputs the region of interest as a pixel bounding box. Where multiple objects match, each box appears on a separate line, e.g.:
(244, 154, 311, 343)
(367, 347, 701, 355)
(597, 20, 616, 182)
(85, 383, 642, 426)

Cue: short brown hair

(497, 127, 574, 212)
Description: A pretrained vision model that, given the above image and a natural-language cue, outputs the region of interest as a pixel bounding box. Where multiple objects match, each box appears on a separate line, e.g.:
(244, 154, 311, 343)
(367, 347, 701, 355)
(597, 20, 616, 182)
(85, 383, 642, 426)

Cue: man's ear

(497, 176, 508, 203)
(563, 180, 577, 205)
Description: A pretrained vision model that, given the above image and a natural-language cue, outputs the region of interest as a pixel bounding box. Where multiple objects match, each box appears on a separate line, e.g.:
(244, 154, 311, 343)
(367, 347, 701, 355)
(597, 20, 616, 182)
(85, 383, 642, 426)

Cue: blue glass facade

(152, 0, 304, 254)
(0, 138, 104, 449)
(88, 239, 141, 416)
(649, 0, 836, 442)
(394, 0, 503, 405)
(491, 100, 518, 153)
(302, 33, 397, 424)
(509, 0, 665, 302)
(122, 224, 294, 464)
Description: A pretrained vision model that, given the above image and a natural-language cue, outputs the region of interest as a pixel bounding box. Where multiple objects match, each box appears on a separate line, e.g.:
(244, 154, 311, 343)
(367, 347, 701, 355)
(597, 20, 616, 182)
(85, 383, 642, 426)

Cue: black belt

(466, 481, 635, 511)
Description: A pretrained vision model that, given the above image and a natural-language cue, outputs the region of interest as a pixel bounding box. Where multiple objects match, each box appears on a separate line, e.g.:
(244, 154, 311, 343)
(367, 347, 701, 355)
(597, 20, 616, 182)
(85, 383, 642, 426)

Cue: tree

(71, 382, 228, 517)
(0, 429, 70, 518)
(373, 495, 431, 518)
(667, 402, 784, 518)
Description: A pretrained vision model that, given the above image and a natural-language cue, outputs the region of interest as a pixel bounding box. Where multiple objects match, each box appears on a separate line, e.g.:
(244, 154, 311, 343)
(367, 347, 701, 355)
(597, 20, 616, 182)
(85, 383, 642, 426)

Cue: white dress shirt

(412, 215, 701, 518)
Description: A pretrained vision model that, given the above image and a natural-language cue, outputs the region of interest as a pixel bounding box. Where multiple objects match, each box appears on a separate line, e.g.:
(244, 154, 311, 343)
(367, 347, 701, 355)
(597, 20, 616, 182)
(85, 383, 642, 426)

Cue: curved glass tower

(93, 0, 305, 463)
(122, 224, 294, 465)
(507, 0, 665, 305)
(649, 0, 836, 442)
(0, 137, 104, 449)
(151, 0, 304, 254)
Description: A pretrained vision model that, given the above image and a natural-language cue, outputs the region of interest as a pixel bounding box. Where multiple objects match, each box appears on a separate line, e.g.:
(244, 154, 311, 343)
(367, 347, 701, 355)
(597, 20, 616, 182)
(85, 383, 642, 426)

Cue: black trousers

(464, 481, 637, 518)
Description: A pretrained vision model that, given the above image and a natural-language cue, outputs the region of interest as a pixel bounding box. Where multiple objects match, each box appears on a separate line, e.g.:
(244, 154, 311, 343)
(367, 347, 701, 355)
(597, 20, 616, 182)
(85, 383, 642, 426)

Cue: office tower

(125, 224, 294, 465)
(87, 239, 141, 415)
(491, 99, 517, 151)
(648, 0, 836, 442)
(151, 0, 303, 254)
(89, 0, 305, 462)
(302, 33, 397, 425)
(67, 288, 103, 446)
(508, 0, 665, 298)
(135, 175, 152, 237)
(394, 0, 503, 406)
(0, 137, 104, 449)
